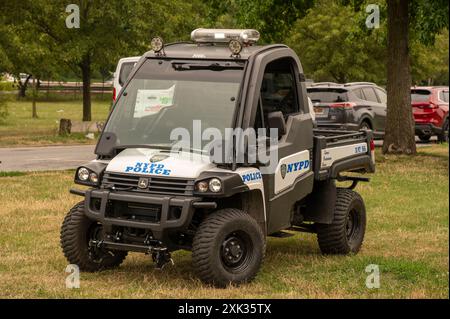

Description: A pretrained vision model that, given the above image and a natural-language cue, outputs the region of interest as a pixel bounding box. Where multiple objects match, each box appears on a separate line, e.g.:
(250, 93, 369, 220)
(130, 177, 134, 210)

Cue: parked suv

(411, 86, 449, 142)
(307, 82, 387, 138)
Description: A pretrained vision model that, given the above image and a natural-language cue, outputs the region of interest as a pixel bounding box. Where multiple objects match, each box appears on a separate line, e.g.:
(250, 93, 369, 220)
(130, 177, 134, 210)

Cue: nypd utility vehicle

(61, 29, 375, 287)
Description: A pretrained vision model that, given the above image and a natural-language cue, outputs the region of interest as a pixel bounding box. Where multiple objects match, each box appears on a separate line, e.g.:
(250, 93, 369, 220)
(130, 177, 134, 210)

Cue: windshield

(307, 88, 348, 103)
(411, 89, 431, 102)
(103, 59, 244, 152)
(119, 62, 137, 86)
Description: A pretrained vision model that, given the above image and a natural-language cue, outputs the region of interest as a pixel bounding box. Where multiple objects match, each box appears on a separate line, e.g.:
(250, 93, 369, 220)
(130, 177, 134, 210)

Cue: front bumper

(415, 123, 442, 136)
(78, 188, 206, 240)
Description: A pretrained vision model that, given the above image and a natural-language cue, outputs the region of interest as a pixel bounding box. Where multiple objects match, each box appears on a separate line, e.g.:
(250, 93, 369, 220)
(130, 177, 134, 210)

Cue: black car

(307, 82, 387, 138)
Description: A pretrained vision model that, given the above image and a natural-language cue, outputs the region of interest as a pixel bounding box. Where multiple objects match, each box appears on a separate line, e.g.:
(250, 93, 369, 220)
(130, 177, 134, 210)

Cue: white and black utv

(61, 29, 375, 287)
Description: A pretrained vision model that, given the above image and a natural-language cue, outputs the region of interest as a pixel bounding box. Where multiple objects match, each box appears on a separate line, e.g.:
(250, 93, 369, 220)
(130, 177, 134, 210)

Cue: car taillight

(370, 139, 375, 151)
(329, 102, 356, 109)
(370, 139, 375, 164)
(113, 88, 116, 101)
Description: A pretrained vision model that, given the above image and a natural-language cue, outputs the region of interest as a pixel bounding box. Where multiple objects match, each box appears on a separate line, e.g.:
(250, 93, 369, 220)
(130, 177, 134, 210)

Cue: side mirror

(267, 111, 286, 138)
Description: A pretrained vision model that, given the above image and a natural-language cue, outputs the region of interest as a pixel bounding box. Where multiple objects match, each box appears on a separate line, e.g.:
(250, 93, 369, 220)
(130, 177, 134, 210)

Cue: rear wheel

(360, 121, 371, 131)
(60, 202, 127, 271)
(438, 119, 449, 143)
(418, 134, 431, 142)
(192, 208, 265, 287)
(316, 189, 366, 254)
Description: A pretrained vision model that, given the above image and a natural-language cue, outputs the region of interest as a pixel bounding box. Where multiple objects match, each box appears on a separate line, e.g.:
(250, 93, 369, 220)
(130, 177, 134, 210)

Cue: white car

(113, 56, 140, 101)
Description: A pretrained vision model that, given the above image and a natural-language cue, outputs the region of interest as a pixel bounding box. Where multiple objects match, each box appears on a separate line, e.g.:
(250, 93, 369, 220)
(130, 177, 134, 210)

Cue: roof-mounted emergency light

(190, 28, 260, 45)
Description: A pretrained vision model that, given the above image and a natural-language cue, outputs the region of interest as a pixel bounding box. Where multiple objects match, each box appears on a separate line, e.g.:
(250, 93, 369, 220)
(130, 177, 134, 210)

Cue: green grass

(0, 96, 111, 146)
(0, 145, 448, 298)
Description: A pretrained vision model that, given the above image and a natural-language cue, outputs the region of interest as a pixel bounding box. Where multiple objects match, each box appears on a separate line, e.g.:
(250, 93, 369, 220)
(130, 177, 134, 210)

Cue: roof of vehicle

(118, 56, 141, 63)
(411, 86, 449, 91)
(307, 82, 382, 90)
(142, 42, 287, 61)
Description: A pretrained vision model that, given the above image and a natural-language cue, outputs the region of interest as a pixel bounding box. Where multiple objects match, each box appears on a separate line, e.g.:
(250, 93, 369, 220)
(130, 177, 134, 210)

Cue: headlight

(209, 178, 222, 193)
(77, 168, 90, 181)
(195, 181, 209, 193)
(89, 172, 99, 184)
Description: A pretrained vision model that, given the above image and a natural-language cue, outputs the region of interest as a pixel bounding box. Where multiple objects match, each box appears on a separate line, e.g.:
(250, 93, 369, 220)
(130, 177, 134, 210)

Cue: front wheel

(60, 202, 127, 271)
(192, 209, 265, 287)
(316, 189, 366, 254)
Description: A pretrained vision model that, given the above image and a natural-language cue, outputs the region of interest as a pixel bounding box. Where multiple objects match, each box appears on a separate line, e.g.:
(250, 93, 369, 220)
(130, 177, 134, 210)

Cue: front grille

(102, 172, 195, 196)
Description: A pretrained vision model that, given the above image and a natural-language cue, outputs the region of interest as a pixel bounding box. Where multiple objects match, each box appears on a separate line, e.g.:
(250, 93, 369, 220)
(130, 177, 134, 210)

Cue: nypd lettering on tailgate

(125, 162, 171, 176)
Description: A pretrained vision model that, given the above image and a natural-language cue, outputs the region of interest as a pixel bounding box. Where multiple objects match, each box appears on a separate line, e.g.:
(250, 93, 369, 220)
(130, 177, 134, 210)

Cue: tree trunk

(32, 78, 38, 119)
(81, 56, 92, 122)
(383, 0, 416, 155)
(59, 119, 72, 135)
(18, 74, 32, 98)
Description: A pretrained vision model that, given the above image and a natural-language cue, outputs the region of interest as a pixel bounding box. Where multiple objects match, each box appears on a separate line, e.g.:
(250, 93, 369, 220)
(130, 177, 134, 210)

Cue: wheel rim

(220, 231, 253, 273)
(346, 209, 360, 241)
(360, 122, 370, 130)
(87, 223, 108, 262)
(88, 223, 103, 243)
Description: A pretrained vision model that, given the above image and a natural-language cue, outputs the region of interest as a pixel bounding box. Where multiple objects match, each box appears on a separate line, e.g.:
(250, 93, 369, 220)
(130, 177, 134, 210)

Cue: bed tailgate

(313, 129, 375, 180)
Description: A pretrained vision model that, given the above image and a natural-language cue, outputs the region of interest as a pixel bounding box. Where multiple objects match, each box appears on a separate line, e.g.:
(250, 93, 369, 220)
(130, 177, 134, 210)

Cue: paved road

(0, 145, 96, 172)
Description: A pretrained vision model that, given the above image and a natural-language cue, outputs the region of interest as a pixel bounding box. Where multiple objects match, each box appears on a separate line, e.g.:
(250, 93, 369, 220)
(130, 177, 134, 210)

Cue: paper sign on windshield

(134, 85, 175, 118)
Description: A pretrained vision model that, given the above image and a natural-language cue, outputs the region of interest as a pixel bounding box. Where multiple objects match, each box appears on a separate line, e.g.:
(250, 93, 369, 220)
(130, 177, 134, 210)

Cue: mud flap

(301, 180, 336, 224)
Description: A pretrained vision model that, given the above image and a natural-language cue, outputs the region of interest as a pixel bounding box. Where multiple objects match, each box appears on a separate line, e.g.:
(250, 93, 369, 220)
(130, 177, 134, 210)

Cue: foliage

(0, 0, 207, 119)
(411, 0, 449, 45)
(411, 30, 449, 85)
(203, 0, 315, 43)
(0, 81, 17, 91)
(286, 1, 386, 83)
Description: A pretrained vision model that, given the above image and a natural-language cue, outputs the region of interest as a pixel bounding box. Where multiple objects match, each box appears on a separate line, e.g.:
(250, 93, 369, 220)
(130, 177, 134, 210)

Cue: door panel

(250, 55, 314, 233)
(362, 87, 385, 132)
(373, 88, 387, 132)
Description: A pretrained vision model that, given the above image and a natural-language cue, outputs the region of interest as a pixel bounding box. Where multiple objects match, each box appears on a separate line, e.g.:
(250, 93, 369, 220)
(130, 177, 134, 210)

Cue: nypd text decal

(275, 150, 310, 194)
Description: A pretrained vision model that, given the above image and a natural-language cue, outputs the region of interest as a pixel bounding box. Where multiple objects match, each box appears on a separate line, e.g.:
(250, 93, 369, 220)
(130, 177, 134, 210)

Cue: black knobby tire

(360, 121, 371, 131)
(60, 201, 127, 271)
(316, 189, 366, 255)
(418, 134, 431, 142)
(438, 119, 449, 143)
(192, 208, 265, 287)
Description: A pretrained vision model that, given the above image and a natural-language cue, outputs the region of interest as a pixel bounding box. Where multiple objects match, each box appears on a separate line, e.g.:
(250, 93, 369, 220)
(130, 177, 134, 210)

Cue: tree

(203, 0, 314, 43)
(383, 0, 415, 154)
(383, 0, 448, 154)
(411, 30, 449, 85)
(286, 1, 386, 83)
(3, 0, 206, 121)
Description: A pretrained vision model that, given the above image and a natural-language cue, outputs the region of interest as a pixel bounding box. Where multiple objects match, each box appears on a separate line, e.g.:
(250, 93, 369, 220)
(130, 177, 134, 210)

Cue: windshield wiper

(172, 62, 242, 71)
(112, 144, 173, 154)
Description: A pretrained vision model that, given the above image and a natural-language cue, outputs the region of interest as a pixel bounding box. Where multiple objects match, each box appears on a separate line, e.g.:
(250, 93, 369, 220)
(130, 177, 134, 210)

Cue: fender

(301, 180, 336, 224)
